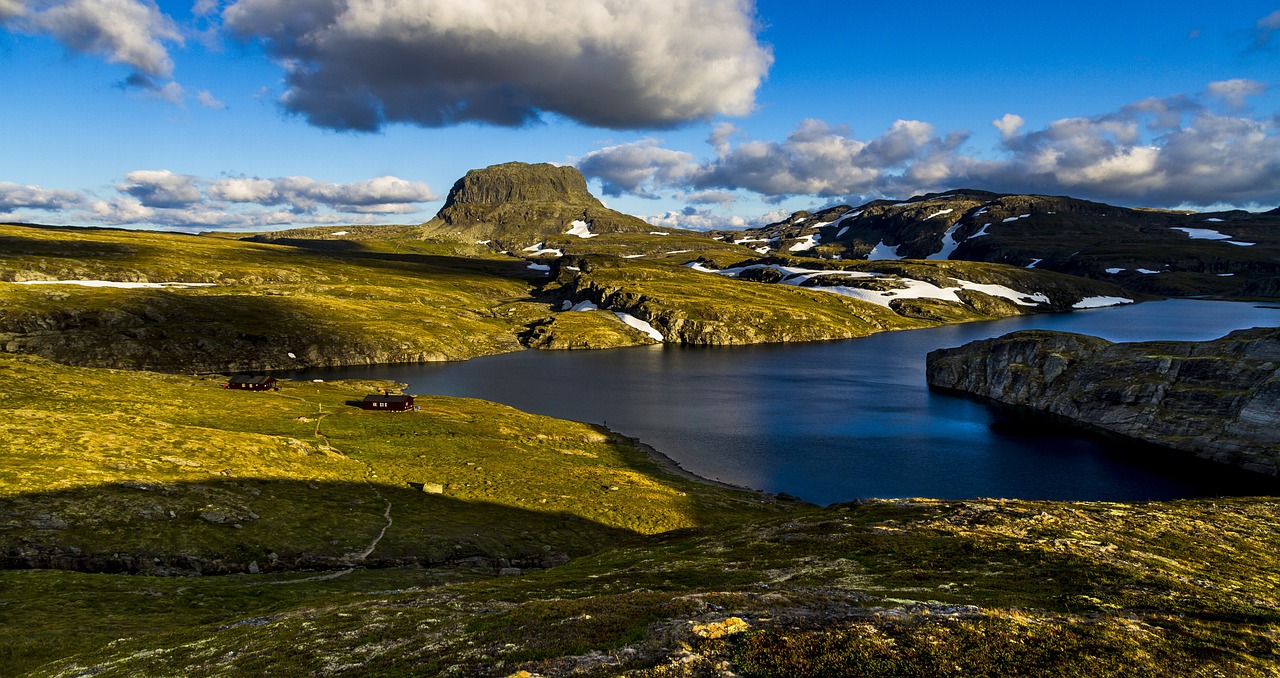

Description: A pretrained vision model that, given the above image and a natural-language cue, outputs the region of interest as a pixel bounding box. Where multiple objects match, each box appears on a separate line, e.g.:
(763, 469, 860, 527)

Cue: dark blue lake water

(289, 299, 1280, 504)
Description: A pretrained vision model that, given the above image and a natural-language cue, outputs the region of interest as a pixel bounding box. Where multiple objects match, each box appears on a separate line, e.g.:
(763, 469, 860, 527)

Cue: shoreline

(618, 431, 769, 495)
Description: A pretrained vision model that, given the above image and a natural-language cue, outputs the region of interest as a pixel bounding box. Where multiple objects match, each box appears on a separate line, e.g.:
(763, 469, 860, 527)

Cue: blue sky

(2, 0, 1278, 231)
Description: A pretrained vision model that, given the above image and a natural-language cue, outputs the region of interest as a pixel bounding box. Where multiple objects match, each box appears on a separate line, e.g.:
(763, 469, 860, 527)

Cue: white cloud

(6, 172, 440, 229)
(992, 113, 1025, 140)
(0, 182, 85, 210)
(4, 0, 183, 77)
(221, 0, 772, 131)
(1206, 79, 1267, 110)
(196, 89, 226, 109)
(578, 84, 1280, 208)
(578, 139, 696, 197)
(207, 174, 438, 213)
(1255, 9, 1280, 49)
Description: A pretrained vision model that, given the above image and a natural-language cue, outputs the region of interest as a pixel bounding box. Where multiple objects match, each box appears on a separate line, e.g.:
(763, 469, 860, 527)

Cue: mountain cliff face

(717, 190, 1280, 298)
(925, 328, 1280, 476)
(420, 162, 660, 247)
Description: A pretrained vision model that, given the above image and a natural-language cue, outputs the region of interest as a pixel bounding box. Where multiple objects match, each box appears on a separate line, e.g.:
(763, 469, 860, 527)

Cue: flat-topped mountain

(419, 161, 665, 247)
(717, 190, 1280, 298)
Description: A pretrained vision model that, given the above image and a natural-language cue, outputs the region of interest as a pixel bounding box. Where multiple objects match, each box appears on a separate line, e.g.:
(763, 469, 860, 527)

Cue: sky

(1, 0, 1279, 232)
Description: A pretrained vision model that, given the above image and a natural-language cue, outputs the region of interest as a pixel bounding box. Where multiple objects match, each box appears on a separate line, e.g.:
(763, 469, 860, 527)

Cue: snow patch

(1218, 273, 1235, 277)
(331, 231, 348, 236)
(867, 241, 902, 260)
(924, 208, 955, 220)
(649, 231, 670, 236)
(15, 280, 216, 289)
(1105, 268, 1126, 274)
(569, 300, 599, 311)
(665, 250, 692, 255)
(1072, 296, 1134, 309)
(1172, 227, 1231, 240)
(614, 312, 663, 341)
(476, 239, 491, 245)
(1227, 241, 1256, 247)
(788, 234, 819, 252)
(969, 223, 992, 238)
(526, 262, 551, 272)
(836, 225, 851, 239)
(1204, 218, 1224, 222)
(927, 223, 963, 260)
(566, 220, 597, 238)
(684, 261, 719, 273)
(1001, 214, 1030, 223)
(522, 242, 545, 252)
(1026, 258, 1042, 269)
(623, 254, 646, 259)
(1137, 269, 1161, 274)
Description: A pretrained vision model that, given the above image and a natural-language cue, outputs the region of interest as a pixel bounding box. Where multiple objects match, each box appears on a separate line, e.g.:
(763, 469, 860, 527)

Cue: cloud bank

(221, 0, 772, 130)
(2, 172, 438, 229)
(579, 81, 1280, 215)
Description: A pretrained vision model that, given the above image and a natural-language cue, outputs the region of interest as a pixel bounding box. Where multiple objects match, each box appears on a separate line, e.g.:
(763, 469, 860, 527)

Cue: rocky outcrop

(926, 328, 1280, 476)
(420, 162, 660, 246)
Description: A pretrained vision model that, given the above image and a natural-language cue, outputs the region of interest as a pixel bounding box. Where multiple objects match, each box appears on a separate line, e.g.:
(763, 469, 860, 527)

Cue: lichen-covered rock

(926, 328, 1280, 475)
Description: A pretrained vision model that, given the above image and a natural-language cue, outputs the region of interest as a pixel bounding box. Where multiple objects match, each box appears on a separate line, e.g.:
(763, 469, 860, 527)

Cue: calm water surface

(290, 299, 1280, 504)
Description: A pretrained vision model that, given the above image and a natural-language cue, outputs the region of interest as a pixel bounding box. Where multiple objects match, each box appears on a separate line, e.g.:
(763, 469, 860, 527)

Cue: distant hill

(714, 190, 1280, 297)
(418, 161, 671, 248)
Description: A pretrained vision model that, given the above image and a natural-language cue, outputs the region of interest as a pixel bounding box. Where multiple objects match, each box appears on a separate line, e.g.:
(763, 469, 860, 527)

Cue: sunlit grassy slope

(2, 222, 1145, 371)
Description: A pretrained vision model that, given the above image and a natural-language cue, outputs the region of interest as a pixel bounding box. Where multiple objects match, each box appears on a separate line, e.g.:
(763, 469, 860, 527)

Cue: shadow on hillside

(0, 285, 524, 371)
(0, 231, 175, 264)
(0, 477, 647, 576)
(260, 237, 542, 281)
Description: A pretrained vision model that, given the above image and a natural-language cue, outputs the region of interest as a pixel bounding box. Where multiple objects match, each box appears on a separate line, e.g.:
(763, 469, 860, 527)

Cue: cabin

(224, 375, 278, 391)
(361, 394, 416, 411)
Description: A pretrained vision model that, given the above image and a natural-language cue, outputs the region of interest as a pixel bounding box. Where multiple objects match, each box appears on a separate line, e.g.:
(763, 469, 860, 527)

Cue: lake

(287, 299, 1280, 504)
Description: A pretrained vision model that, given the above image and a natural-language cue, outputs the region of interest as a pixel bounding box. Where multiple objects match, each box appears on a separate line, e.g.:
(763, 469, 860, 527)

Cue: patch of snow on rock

(1227, 241, 1255, 247)
(1026, 258, 1042, 269)
(1072, 296, 1134, 309)
(836, 225, 851, 239)
(1218, 273, 1235, 277)
(1105, 268, 1125, 274)
(476, 239, 491, 245)
(924, 208, 955, 220)
(788, 234, 819, 252)
(1137, 269, 1161, 274)
(614, 312, 663, 341)
(570, 300, 599, 311)
(927, 223, 963, 260)
(969, 223, 992, 238)
(1204, 218, 1224, 222)
(522, 242, 545, 252)
(665, 250, 692, 255)
(566, 220, 597, 238)
(1172, 227, 1231, 240)
(622, 254, 646, 259)
(527, 262, 552, 272)
(331, 231, 348, 236)
(649, 231, 670, 236)
(684, 262, 719, 273)
(867, 241, 902, 260)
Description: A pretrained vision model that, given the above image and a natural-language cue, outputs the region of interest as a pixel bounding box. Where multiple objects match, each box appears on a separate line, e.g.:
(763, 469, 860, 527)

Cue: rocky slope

(717, 190, 1280, 298)
(926, 327, 1280, 476)
(419, 161, 672, 249)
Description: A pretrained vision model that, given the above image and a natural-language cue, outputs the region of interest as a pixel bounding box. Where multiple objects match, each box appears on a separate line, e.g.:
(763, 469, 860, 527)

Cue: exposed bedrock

(925, 328, 1280, 476)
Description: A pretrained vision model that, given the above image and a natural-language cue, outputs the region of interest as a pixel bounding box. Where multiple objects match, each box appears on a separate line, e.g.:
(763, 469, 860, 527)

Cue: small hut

(224, 375, 278, 391)
(361, 394, 416, 411)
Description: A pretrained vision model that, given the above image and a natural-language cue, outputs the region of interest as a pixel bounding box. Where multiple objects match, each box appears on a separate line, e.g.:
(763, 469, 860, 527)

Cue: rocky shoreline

(926, 327, 1280, 477)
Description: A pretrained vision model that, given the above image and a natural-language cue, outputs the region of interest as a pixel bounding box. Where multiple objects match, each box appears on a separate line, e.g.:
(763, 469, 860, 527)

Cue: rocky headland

(925, 327, 1280, 476)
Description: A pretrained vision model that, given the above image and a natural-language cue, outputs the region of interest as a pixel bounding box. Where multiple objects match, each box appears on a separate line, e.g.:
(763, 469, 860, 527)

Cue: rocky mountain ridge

(925, 327, 1280, 476)
(716, 189, 1280, 298)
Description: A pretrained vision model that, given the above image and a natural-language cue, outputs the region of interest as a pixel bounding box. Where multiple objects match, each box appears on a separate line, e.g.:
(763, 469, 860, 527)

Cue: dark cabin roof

(228, 375, 276, 385)
(362, 394, 413, 404)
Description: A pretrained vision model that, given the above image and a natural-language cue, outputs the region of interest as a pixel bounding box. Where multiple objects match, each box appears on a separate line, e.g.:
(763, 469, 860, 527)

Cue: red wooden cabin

(361, 394, 416, 411)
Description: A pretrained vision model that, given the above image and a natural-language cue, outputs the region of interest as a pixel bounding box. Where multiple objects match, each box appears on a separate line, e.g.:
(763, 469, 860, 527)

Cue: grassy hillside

(8, 494, 1278, 676)
(0, 222, 1146, 371)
